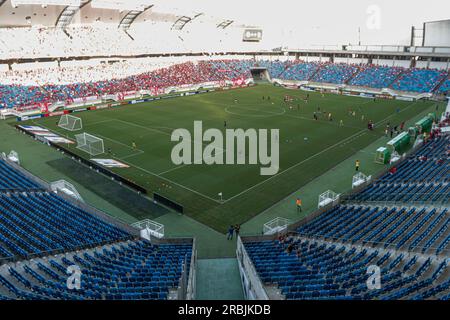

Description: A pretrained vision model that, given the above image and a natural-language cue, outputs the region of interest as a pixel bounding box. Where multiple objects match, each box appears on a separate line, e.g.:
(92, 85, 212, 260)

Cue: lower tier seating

(243, 237, 449, 300)
(0, 239, 192, 300)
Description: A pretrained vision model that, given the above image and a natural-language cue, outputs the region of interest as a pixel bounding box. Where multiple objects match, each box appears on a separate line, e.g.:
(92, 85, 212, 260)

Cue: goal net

(58, 115, 82, 131)
(75, 133, 104, 156)
(263, 217, 290, 235)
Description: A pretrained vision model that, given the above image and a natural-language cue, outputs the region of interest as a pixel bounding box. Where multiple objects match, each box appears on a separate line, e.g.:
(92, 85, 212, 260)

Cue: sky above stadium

(152, 0, 450, 47)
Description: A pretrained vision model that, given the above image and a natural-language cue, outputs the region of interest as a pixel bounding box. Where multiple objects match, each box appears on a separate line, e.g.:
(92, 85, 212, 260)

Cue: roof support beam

(171, 13, 203, 31)
(217, 20, 233, 29)
(55, 0, 91, 29)
(118, 4, 153, 31)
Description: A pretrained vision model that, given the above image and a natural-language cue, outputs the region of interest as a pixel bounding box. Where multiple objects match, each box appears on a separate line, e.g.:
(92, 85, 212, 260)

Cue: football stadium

(0, 0, 449, 307)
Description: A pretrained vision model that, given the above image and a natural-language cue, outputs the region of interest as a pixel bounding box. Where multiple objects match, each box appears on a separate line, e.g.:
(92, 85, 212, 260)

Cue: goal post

(75, 133, 104, 156)
(58, 115, 82, 131)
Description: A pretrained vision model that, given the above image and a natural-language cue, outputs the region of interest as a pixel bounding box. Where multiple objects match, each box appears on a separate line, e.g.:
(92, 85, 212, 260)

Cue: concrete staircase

(195, 258, 244, 300)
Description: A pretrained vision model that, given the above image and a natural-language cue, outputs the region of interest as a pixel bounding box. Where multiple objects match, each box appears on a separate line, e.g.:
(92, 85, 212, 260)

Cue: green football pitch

(24, 84, 439, 233)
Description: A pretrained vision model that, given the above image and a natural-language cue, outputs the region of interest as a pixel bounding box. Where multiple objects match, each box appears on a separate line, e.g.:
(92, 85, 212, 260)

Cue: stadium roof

(0, 0, 246, 29)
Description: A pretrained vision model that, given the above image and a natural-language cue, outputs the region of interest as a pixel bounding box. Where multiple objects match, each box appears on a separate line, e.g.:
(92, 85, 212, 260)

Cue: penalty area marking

(109, 155, 224, 204)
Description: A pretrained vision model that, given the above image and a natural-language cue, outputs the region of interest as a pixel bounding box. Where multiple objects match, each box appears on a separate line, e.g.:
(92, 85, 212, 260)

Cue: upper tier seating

(2, 60, 449, 110)
(438, 77, 450, 95)
(279, 62, 319, 81)
(391, 68, 448, 93)
(348, 65, 404, 88)
(209, 59, 253, 80)
(0, 60, 252, 109)
(310, 63, 359, 84)
(255, 60, 290, 78)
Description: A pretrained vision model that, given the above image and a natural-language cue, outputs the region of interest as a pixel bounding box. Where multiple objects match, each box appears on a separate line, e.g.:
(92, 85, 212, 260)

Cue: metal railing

(341, 197, 450, 209)
(0, 236, 135, 266)
(287, 231, 450, 258)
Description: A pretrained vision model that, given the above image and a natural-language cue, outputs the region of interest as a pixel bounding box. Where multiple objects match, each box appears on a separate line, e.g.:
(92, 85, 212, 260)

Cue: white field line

(221, 102, 363, 130)
(120, 150, 145, 160)
(113, 118, 225, 152)
(96, 134, 144, 155)
(109, 156, 223, 204)
(32, 100, 419, 204)
(37, 119, 224, 203)
(83, 119, 116, 127)
(157, 149, 227, 175)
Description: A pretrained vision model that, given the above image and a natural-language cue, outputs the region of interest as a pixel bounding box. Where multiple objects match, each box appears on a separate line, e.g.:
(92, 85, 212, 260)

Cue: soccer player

(296, 198, 302, 213)
(313, 113, 318, 121)
(339, 120, 344, 127)
(355, 160, 360, 172)
(132, 141, 137, 150)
